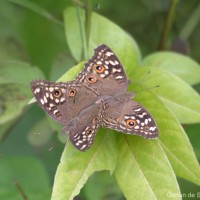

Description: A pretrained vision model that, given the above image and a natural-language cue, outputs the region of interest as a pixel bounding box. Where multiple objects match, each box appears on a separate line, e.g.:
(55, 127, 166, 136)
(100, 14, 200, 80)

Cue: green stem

(13, 178, 28, 200)
(74, 0, 93, 59)
(157, 0, 179, 50)
(75, 6, 87, 60)
(72, 0, 86, 8)
(180, 2, 200, 40)
(85, 0, 93, 56)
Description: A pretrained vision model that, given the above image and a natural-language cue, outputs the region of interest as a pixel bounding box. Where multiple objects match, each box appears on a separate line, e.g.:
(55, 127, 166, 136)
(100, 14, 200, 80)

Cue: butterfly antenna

(135, 70, 151, 85)
(136, 85, 160, 94)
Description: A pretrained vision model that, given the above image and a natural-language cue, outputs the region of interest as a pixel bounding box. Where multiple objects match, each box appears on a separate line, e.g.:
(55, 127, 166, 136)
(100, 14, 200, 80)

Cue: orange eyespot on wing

(86, 75, 98, 83)
(126, 119, 137, 128)
(53, 89, 62, 98)
(68, 89, 77, 97)
(93, 64, 105, 73)
(92, 116, 99, 124)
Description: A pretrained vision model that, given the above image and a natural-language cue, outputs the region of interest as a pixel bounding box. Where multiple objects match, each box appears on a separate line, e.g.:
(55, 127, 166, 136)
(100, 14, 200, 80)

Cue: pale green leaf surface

(142, 52, 200, 85)
(57, 61, 84, 82)
(132, 90, 200, 186)
(0, 156, 51, 200)
(64, 7, 141, 71)
(51, 130, 118, 200)
(158, 110, 200, 186)
(115, 135, 181, 200)
(129, 67, 200, 124)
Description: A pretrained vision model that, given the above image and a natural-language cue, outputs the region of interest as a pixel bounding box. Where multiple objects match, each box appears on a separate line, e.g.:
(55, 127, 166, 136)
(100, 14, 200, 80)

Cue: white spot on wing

(53, 110, 59, 114)
(49, 103, 54, 107)
(115, 75, 124, 80)
(104, 70, 109, 75)
(49, 87, 54, 92)
(97, 61, 102, 65)
(109, 60, 116, 66)
(115, 60, 119, 65)
(60, 97, 65, 102)
(105, 61, 109, 65)
(106, 52, 113, 56)
(149, 126, 157, 131)
(134, 125, 139, 129)
(34, 88, 40, 94)
(135, 108, 142, 112)
(112, 68, 122, 73)
(43, 96, 47, 103)
(55, 99, 59, 103)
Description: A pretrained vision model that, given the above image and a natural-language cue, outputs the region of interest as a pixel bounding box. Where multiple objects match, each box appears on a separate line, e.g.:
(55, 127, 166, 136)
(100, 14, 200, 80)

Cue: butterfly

(31, 44, 158, 151)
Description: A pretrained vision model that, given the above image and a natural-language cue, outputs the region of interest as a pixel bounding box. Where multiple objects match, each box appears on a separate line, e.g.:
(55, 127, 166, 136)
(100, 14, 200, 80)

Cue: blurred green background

(0, 0, 200, 199)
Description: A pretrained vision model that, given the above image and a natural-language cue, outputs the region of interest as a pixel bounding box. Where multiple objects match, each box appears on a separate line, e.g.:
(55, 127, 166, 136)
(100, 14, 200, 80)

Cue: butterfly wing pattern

(31, 44, 158, 151)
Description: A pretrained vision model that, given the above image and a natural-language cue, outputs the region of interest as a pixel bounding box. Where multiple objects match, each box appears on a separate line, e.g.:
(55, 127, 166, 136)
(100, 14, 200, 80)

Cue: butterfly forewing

(75, 44, 128, 95)
(31, 80, 69, 124)
(31, 80, 101, 125)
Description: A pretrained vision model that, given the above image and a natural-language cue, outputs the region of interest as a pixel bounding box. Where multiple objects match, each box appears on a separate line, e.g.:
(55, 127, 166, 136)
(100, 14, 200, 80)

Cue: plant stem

(157, 0, 179, 50)
(72, 0, 86, 8)
(85, 0, 93, 58)
(75, 6, 87, 60)
(180, 2, 200, 40)
(13, 178, 28, 200)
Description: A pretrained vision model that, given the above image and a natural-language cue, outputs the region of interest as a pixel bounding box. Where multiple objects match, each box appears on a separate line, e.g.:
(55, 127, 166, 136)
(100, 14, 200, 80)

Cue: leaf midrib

(124, 135, 158, 200)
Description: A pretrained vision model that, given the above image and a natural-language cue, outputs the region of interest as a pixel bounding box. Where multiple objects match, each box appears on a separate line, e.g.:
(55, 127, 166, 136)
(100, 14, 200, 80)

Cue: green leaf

(130, 67, 200, 124)
(115, 136, 181, 200)
(9, 0, 63, 27)
(0, 84, 30, 124)
(0, 61, 44, 85)
(142, 52, 200, 85)
(158, 108, 200, 187)
(0, 156, 51, 200)
(57, 61, 84, 82)
(51, 130, 118, 200)
(0, 61, 44, 124)
(185, 124, 200, 160)
(27, 116, 54, 146)
(0, 120, 17, 141)
(64, 7, 141, 73)
(81, 171, 123, 200)
(132, 89, 200, 187)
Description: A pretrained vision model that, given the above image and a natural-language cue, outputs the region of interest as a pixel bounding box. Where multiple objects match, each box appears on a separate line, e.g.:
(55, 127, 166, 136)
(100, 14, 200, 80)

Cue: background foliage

(0, 0, 200, 200)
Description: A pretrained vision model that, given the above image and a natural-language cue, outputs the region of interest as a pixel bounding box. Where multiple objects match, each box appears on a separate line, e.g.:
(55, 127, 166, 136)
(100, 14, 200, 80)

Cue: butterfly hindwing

(102, 95, 158, 139)
(63, 99, 105, 151)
